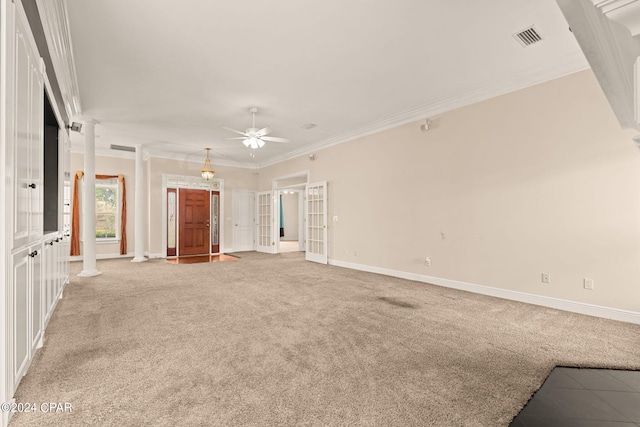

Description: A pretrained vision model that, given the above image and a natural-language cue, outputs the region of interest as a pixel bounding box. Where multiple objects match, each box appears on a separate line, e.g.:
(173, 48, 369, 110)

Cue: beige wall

(73, 153, 258, 257)
(73, 70, 640, 313)
(70, 152, 137, 257)
(258, 70, 640, 312)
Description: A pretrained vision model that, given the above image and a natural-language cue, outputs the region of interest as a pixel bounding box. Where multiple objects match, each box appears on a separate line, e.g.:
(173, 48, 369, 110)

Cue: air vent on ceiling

(301, 123, 317, 130)
(110, 144, 135, 152)
(513, 26, 543, 47)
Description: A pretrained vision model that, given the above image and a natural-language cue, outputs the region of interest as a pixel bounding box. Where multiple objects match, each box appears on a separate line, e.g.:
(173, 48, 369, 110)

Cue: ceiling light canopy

(201, 148, 215, 180)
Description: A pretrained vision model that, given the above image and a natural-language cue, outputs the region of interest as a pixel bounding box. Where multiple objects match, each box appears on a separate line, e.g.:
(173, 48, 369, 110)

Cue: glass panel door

(305, 181, 327, 264)
(256, 191, 274, 253)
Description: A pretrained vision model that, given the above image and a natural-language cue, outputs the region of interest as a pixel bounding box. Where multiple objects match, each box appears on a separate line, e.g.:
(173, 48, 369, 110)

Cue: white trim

(328, 259, 640, 325)
(0, 3, 14, 426)
(35, 0, 82, 118)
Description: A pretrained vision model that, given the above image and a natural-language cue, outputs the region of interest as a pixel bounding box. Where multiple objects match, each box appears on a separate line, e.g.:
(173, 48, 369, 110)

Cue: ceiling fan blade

(255, 127, 272, 137)
(261, 136, 290, 143)
(221, 126, 249, 137)
(228, 137, 248, 140)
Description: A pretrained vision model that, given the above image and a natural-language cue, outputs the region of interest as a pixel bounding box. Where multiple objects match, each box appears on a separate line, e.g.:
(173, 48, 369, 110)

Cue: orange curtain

(70, 172, 127, 256)
(69, 171, 84, 256)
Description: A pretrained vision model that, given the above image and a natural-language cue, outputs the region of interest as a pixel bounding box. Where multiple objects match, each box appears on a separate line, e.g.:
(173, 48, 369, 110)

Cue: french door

(305, 181, 327, 264)
(256, 191, 276, 253)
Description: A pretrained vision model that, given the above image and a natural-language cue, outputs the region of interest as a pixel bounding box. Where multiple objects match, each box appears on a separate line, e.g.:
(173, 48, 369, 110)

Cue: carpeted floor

(9, 252, 640, 426)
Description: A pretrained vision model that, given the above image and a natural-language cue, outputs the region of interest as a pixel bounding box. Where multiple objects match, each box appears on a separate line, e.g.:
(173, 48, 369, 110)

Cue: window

(95, 178, 119, 239)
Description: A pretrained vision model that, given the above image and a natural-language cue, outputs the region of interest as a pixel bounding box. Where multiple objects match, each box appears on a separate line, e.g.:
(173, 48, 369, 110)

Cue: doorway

(278, 189, 304, 253)
(162, 174, 225, 258)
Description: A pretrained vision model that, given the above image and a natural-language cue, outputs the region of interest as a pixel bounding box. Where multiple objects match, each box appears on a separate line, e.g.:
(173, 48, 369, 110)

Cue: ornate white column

(78, 118, 101, 277)
(131, 144, 147, 262)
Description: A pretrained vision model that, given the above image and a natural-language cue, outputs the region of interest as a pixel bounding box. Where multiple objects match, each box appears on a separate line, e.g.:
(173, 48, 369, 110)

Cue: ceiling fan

(223, 107, 289, 149)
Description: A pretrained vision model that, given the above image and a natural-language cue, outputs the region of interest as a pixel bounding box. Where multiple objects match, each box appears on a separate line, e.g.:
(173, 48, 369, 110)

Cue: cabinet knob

(28, 183, 36, 189)
(29, 250, 38, 257)
(49, 241, 54, 246)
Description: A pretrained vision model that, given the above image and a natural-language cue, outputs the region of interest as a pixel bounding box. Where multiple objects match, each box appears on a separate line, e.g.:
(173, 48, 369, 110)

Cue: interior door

(233, 190, 255, 252)
(256, 191, 275, 253)
(179, 189, 210, 255)
(305, 181, 328, 264)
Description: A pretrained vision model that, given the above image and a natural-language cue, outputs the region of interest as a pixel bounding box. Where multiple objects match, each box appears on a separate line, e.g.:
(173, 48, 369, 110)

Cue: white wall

(257, 70, 640, 313)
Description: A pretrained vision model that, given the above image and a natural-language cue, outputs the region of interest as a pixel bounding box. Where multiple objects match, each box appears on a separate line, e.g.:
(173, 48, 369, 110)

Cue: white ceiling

(66, 0, 588, 167)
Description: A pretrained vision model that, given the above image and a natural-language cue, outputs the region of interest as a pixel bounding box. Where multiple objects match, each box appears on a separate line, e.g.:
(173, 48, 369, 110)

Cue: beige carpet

(9, 252, 640, 426)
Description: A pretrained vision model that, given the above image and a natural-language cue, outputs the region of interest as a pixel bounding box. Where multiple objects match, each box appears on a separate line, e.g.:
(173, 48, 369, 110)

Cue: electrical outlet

(584, 278, 594, 290)
(424, 257, 431, 266)
(542, 273, 550, 284)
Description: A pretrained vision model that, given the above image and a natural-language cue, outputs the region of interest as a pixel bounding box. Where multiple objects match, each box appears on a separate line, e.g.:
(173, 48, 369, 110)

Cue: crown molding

(557, 0, 640, 131)
(35, 0, 82, 119)
(70, 144, 255, 169)
(592, 0, 640, 36)
(257, 53, 589, 168)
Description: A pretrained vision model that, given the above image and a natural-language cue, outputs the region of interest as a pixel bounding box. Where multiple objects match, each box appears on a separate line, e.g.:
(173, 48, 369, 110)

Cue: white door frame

(276, 186, 305, 252)
(272, 171, 309, 254)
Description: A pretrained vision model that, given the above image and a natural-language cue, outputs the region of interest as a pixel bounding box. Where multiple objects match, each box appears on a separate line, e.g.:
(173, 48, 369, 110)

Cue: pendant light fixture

(201, 148, 215, 180)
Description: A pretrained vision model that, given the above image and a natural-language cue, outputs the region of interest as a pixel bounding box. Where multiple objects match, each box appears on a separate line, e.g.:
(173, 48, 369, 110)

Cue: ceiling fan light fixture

(243, 136, 265, 149)
(223, 107, 289, 150)
(201, 148, 215, 180)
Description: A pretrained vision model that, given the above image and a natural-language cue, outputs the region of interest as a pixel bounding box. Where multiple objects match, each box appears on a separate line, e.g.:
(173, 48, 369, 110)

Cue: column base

(78, 269, 102, 277)
(131, 256, 148, 263)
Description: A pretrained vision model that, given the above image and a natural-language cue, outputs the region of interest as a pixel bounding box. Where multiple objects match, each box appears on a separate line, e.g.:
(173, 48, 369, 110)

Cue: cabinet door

(29, 63, 43, 241)
(13, 9, 43, 247)
(60, 235, 70, 290)
(43, 240, 54, 324)
(30, 244, 43, 351)
(12, 248, 30, 385)
(13, 17, 32, 247)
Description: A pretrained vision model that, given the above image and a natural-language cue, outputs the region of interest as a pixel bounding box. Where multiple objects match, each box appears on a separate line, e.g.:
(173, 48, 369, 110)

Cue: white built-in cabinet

(3, 0, 70, 408)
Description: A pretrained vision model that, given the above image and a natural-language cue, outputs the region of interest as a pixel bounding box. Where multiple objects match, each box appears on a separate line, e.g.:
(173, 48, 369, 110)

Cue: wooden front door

(179, 189, 210, 255)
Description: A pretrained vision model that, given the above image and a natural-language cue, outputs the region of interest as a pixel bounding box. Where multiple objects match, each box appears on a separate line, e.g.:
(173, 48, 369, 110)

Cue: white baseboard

(328, 259, 640, 325)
